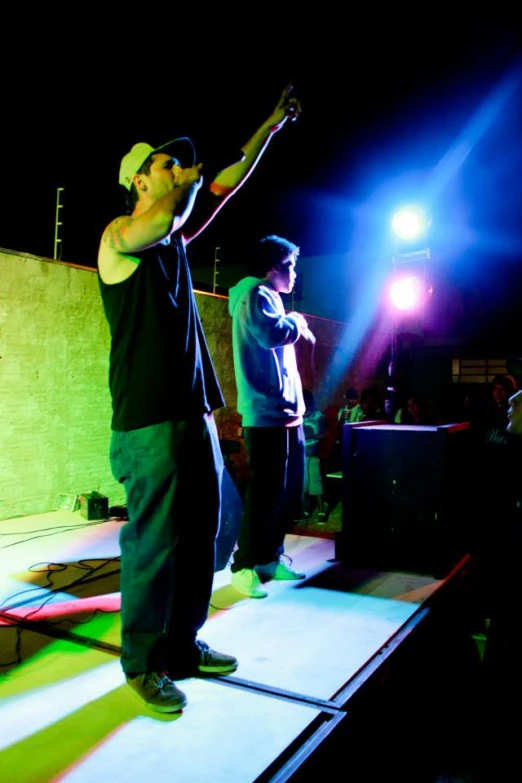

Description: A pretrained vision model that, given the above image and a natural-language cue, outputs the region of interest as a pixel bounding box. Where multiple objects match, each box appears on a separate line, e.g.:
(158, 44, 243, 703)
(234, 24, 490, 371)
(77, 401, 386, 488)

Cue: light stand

(387, 214, 431, 422)
(387, 313, 399, 422)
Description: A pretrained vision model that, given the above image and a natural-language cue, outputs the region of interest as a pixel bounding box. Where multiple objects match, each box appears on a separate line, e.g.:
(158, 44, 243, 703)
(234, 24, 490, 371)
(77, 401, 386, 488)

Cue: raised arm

(184, 83, 301, 242)
(211, 83, 301, 195)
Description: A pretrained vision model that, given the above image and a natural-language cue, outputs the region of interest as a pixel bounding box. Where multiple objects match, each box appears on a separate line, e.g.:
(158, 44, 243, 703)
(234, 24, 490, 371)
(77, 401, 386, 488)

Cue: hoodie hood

(228, 277, 262, 316)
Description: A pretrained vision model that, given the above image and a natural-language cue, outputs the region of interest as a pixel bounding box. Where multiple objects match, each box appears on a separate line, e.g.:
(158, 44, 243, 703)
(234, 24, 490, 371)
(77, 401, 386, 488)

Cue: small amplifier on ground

(79, 491, 109, 520)
(53, 493, 79, 513)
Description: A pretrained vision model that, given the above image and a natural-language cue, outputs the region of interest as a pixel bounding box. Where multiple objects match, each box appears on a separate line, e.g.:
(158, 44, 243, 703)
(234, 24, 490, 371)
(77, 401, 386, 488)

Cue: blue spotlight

(392, 206, 430, 241)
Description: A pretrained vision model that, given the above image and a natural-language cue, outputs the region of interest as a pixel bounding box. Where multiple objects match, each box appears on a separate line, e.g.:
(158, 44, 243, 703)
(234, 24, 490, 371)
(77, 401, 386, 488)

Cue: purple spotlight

(389, 275, 424, 312)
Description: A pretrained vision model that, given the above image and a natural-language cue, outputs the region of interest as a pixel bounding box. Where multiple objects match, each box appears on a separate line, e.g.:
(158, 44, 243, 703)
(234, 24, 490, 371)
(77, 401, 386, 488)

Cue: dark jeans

(231, 424, 305, 572)
(110, 414, 223, 675)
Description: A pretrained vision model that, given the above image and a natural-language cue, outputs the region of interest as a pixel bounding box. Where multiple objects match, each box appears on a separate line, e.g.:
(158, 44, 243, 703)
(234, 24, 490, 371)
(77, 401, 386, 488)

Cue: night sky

(3, 14, 522, 333)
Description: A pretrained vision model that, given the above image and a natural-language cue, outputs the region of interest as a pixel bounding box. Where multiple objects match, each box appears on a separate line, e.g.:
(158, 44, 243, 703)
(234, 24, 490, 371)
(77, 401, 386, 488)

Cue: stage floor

(0, 511, 469, 782)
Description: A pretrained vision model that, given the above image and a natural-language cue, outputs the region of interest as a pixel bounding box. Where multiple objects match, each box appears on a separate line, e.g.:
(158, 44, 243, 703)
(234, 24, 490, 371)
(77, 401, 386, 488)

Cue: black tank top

(98, 236, 224, 430)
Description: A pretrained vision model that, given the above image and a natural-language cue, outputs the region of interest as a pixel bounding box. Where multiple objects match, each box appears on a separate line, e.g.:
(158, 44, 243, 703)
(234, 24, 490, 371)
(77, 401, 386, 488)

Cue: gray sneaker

(256, 559, 306, 580)
(126, 672, 187, 713)
(196, 640, 238, 675)
(166, 640, 238, 680)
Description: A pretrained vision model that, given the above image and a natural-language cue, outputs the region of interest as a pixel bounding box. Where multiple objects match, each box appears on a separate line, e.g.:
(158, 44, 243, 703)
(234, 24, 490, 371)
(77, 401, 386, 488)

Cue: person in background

(337, 387, 363, 424)
(467, 387, 522, 781)
(358, 386, 385, 421)
(394, 392, 433, 425)
(473, 373, 518, 443)
(228, 235, 309, 599)
(97, 84, 302, 712)
(302, 389, 328, 521)
(329, 385, 384, 475)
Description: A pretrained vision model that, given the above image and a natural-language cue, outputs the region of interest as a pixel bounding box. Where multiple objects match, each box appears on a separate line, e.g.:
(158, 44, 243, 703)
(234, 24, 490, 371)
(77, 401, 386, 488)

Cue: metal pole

(54, 187, 64, 260)
(213, 247, 220, 293)
(387, 254, 399, 422)
(387, 314, 398, 422)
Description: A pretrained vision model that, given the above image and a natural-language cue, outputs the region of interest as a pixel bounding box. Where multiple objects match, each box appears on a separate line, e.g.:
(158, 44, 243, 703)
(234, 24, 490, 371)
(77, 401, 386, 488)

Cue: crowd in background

(295, 371, 520, 526)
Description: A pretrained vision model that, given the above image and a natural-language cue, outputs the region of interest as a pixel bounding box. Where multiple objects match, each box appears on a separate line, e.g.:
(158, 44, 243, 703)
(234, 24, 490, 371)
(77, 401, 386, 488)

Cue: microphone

(289, 310, 316, 344)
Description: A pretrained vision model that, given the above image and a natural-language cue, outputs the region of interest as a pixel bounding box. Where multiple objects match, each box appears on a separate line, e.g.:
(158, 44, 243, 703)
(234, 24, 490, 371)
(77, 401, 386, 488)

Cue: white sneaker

(256, 559, 306, 581)
(231, 568, 268, 598)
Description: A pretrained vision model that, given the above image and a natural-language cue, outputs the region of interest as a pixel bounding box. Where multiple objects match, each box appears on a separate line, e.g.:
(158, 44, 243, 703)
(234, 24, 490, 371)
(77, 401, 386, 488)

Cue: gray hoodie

(228, 277, 305, 427)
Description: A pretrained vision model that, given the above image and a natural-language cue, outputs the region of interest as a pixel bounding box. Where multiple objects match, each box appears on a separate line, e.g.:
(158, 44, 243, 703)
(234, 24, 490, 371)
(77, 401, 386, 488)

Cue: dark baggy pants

(231, 424, 305, 572)
(110, 414, 223, 674)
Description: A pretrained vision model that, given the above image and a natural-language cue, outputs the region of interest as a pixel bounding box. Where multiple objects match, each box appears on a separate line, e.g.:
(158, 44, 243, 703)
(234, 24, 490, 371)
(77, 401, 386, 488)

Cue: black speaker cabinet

(335, 422, 472, 576)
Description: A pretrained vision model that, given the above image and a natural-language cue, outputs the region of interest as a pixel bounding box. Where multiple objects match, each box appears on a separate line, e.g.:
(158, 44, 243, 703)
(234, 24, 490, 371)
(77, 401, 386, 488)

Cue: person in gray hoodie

(229, 235, 312, 598)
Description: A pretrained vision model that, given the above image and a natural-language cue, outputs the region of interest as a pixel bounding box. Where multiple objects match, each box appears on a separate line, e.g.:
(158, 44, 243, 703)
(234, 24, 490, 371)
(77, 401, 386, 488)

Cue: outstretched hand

(268, 82, 302, 132)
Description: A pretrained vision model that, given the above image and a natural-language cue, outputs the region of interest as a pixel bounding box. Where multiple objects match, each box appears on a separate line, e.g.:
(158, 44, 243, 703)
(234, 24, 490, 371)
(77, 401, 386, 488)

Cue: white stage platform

(0, 511, 471, 782)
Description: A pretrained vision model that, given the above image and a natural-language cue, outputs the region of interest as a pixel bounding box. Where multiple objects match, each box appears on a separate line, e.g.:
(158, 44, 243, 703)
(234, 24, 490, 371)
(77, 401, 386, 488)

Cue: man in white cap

(97, 84, 301, 713)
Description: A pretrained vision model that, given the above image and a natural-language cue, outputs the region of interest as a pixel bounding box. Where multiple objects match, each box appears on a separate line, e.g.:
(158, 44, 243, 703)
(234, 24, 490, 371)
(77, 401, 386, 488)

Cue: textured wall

(0, 250, 373, 520)
(0, 250, 122, 520)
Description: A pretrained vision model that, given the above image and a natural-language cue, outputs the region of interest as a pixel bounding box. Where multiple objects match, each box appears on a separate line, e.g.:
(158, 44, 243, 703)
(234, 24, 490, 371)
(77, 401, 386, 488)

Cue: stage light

(389, 275, 424, 312)
(386, 207, 433, 420)
(391, 206, 429, 241)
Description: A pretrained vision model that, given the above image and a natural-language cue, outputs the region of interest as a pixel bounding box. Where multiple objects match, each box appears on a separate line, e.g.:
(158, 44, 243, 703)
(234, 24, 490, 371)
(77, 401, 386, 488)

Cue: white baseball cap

(118, 137, 196, 190)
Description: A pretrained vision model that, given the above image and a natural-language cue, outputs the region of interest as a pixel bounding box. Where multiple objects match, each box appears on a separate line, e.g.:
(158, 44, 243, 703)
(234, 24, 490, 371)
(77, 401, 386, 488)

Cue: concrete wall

(0, 250, 121, 520)
(0, 249, 375, 521)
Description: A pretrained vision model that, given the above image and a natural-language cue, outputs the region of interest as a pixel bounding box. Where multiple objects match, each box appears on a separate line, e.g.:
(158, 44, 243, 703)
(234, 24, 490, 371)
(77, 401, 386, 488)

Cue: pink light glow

(389, 276, 424, 312)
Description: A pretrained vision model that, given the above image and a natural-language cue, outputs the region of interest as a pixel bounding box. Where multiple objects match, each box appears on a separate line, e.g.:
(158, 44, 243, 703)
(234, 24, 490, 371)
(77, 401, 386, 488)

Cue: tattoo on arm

(104, 217, 133, 252)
